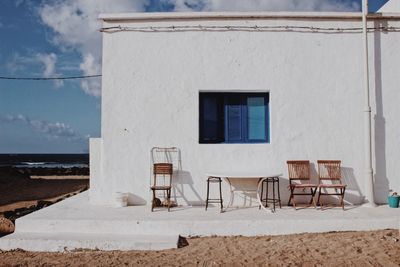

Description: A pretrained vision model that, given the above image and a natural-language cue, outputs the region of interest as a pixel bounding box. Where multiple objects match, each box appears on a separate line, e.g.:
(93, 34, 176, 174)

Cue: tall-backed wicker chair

(287, 160, 317, 209)
(151, 163, 173, 212)
(317, 160, 346, 210)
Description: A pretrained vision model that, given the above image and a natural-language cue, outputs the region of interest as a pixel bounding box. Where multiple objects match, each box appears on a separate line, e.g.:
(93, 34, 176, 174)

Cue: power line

(0, 74, 102, 81)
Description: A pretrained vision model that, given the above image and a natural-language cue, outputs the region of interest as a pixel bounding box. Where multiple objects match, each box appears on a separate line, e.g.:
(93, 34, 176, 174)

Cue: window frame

(199, 92, 270, 144)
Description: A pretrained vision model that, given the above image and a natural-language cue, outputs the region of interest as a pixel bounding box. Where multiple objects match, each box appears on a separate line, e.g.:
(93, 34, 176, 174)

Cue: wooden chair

(287, 160, 317, 209)
(317, 160, 346, 210)
(151, 163, 173, 212)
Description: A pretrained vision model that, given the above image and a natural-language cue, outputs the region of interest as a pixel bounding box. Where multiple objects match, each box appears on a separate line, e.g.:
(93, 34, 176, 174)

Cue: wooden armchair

(317, 160, 346, 210)
(287, 160, 317, 209)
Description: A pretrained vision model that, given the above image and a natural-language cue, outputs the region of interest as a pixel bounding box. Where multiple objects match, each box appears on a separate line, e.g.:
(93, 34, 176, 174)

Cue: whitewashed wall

(90, 13, 400, 206)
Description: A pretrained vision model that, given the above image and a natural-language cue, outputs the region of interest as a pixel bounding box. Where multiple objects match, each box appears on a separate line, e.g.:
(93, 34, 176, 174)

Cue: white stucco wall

(90, 12, 400, 206)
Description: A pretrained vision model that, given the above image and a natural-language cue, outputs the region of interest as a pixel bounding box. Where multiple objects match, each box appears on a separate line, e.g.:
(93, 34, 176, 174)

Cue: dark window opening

(199, 92, 269, 144)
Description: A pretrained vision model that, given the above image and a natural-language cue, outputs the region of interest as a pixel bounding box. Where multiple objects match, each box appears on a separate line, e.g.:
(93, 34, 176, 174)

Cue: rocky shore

(0, 166, 89, 236)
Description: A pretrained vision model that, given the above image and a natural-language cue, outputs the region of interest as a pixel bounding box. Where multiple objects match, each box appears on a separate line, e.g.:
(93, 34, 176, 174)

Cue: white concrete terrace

(0, 192, 399, 251)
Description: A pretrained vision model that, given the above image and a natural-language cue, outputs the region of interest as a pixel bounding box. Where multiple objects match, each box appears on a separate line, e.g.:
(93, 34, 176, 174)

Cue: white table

(205, 172, 283, 212)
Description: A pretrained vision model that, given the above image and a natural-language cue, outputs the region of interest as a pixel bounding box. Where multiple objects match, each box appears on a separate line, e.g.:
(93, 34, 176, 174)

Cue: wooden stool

(205, 176, 223, 212)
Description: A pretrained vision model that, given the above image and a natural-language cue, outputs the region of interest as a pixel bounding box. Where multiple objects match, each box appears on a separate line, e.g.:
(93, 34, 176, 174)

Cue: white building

(90, 6, 400, 207)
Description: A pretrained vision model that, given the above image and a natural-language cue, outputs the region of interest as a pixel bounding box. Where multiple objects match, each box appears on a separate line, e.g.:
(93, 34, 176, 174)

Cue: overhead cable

(0, 75, 102, 81)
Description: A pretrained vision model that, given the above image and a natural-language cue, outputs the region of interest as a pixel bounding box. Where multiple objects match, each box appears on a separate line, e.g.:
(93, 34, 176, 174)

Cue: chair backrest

(153, 163, 173, 175)
(153, 163, 173, 187)
(317, 160, 342, 182)
(287, 160, 310, 181)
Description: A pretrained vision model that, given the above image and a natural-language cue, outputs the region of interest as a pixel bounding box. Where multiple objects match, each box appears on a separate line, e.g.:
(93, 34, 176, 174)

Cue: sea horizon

(0, 154, 89, 168)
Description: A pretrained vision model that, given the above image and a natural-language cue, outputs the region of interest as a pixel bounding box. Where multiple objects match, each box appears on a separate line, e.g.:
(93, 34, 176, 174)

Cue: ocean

(0, 154, 89, 168)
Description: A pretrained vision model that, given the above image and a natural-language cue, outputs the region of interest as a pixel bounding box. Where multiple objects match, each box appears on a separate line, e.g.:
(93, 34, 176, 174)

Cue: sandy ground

(0, 229, 398, 266)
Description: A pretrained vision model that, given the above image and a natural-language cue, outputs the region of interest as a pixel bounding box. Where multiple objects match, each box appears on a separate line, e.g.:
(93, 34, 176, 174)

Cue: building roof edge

(98, 11, 400, 21)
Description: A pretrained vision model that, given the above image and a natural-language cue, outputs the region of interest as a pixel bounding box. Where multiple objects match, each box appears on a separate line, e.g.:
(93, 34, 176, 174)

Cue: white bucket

(114, 192, 128, 207)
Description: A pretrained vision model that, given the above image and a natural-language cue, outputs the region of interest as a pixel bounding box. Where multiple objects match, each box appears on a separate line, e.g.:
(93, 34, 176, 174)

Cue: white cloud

(36, 53, 64, 88)
(36, 0, 359, 97)
(37, 0, 149, 97)
(170, 0, 360, 12)
(6, 53, 34, 73)
(0, 114, 86, 141)
(79, 53, 101, 97)
(6, 52, 64, 88)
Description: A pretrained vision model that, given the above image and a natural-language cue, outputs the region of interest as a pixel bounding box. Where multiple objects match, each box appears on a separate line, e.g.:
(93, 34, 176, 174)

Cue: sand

(0, 229, 398, 266)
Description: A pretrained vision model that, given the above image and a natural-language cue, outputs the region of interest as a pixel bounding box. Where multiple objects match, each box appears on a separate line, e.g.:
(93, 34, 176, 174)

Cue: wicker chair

(151, 163, 173, 212)
(317, 160, 346, 210)
(287, 160, 317, 209)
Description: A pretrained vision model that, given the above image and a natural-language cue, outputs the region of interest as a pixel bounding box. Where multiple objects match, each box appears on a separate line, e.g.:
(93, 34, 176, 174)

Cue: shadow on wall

(172, 170, 204, 206)
(310, 163, 364, 205)
(373, 20, 390, 204)
(150, 147, 204, 206)
(341, 167, 364, 205)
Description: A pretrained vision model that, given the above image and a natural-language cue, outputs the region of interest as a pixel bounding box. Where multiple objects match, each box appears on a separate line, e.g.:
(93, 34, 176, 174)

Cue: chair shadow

(172, 170, 204, 206)
(309, 163, 364, 206)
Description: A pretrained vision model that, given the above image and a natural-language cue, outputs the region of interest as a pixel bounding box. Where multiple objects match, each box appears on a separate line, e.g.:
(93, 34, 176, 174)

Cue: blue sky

(0, 0, 389, 153)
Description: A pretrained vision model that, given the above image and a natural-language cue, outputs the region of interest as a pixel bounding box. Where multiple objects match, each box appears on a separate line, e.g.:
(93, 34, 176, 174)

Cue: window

(199, 92, 269, 143)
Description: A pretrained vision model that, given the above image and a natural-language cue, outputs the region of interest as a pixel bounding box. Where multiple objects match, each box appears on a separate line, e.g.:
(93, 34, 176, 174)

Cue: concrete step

(14, 214, 399, 237)
(0, 232, 179, 252)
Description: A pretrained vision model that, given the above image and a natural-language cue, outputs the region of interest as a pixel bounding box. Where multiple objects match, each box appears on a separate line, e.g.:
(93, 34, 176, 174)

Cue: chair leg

(151, 190, 155, 212)
(277, 178, 282, 209)
(259, 180, 264, 210)
(167, 189, 171, 212)
(288, 187, 294, 207)
(311, 188, 317, 208)
(317, 187, 321, 207)
(341, 187, 346, 210)
(205, 179, 210, 211)
(319, 187, 324, 210)
(218, 178, 223, 212)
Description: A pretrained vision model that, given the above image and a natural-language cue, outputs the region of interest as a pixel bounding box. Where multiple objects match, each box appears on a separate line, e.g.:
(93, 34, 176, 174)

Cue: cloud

(37, 0, 149, 97)
(36, 0, 360, 97)
(6, 53, 34, 73)
(163, 0, 360, 12)
(36, 53, 64, 88)
(79, 53, 101, 97)
(0, 114, 86, 141)
(6, 52, 64, 88)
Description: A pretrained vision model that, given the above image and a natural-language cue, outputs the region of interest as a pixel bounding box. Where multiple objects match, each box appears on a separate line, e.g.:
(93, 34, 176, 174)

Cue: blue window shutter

(247, 96, 267, 141)
(225, 95, 243, 142)
(199, 94, 224, 143)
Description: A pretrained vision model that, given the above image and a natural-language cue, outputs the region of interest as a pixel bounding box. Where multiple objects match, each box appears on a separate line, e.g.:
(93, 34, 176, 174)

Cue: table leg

(226, 177, 234, 209)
